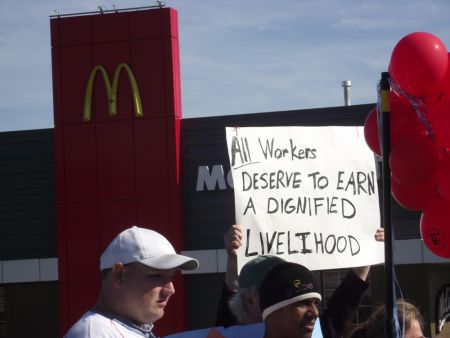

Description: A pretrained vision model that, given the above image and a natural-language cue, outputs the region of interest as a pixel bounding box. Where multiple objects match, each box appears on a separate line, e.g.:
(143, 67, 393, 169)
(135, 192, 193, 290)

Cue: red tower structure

(50, 7, 187, 336)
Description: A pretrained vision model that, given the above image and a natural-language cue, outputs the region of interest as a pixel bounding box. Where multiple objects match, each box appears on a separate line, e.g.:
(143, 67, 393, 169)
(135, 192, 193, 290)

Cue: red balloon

(423, 52, 450, 106)
(363, 92, 422, 156)
(435, 154, 450, 199)
(390, 131, 442, 187)
(429, 100, 450, 148)
(420, 196, 450, 258)
(443, 53, 450, 94)
(391, 175, 437, 211)
(428, 54, 450, 148)
(390, 32, 448, 97)
(389, 90, 424, 141)
(364, 107, 381, 156)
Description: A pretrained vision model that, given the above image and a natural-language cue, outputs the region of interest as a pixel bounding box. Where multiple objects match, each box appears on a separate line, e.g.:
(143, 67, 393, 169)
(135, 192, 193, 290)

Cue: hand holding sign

(223, 224, 242, 292)
(224, 224, 242, 256)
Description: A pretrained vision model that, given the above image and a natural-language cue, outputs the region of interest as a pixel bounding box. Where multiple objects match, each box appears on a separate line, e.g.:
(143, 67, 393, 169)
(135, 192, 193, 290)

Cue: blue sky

(0, 0, 449, 131)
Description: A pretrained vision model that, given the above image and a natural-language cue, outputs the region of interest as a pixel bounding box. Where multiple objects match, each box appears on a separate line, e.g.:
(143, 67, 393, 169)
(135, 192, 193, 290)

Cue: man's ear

(243, 289, 255, 306)
(111, 262, 125, 286)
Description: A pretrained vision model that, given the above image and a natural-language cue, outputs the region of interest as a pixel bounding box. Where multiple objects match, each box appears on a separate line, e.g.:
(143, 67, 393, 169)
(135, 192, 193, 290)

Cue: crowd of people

(63, 224, 426, 338)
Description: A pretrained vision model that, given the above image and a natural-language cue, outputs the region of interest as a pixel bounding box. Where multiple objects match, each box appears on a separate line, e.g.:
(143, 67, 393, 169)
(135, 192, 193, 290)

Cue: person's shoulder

(64, 311, 116, 338)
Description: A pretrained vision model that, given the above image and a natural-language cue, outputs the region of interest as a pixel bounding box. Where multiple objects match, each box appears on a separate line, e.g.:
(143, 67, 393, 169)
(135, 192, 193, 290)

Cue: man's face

(121, 263, 176, 324)
(404, 319, 425, 338)
(267, 298, 320, 338)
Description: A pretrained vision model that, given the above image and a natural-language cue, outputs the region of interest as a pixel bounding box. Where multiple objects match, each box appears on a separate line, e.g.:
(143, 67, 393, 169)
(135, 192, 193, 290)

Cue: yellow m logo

(83, 63, 143, 122)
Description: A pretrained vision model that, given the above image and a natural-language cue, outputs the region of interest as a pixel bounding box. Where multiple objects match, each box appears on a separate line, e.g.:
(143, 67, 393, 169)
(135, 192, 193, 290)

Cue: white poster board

(225, 126, 384, 271)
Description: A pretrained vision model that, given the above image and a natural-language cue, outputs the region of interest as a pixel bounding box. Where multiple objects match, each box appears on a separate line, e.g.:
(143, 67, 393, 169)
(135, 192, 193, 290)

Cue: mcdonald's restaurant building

(0, 6, 449, 338)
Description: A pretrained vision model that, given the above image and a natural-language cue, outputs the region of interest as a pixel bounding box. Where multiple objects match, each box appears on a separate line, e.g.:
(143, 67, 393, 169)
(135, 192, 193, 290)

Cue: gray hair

(228, 286, 259, 324)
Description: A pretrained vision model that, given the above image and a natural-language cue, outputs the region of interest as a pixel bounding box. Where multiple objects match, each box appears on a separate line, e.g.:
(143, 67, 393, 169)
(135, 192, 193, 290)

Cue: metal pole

(380, 72, 396, 338)
(342, 80, 352, 106)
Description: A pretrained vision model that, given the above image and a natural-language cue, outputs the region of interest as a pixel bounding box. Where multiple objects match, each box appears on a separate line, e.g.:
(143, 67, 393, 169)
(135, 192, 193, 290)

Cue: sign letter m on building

(83, 63, 143, 122)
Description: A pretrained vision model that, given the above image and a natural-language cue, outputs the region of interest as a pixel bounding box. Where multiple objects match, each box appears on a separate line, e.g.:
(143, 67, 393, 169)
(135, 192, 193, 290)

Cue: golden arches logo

(293, 279, 301, 288)
(83, 63, 143, 122)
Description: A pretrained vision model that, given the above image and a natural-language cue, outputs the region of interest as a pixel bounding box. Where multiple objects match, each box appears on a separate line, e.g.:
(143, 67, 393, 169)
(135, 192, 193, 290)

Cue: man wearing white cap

(64, 226, 199, 338)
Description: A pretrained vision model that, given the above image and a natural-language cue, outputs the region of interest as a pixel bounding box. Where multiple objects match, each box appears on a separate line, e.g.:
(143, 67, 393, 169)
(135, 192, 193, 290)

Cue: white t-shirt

(64, 311, 156, 338)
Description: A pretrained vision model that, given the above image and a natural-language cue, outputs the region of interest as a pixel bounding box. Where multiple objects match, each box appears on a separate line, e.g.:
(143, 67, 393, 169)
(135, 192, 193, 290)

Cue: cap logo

(291, 279, 314, 292)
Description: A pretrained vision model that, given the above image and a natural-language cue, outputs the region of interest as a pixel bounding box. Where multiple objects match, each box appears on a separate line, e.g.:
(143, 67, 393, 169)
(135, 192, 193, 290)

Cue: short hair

(228, 255, 285, 324)
(99, 262, 133, 280)
(349, 299, 424, 338)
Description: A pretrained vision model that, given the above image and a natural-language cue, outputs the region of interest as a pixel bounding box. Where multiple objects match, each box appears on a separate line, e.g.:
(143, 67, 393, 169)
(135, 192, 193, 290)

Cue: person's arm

(320, 228, 384, 337)
(320, 269, 370, 338)
(215, 225, 242, 327)
(224, 224, 242, 292)
(352, 265, 370, 281)
(351, 228, 384, 282)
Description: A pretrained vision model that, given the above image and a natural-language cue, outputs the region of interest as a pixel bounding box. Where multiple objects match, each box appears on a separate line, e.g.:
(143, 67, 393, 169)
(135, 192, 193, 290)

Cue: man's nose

(162, 281, 175, 296)
(308, 304, 319, 318)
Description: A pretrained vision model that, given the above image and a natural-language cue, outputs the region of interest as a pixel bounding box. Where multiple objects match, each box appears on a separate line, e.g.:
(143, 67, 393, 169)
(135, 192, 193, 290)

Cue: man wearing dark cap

(260, 262, 368, 338)
(217, 224, 383, 336)
(64, 226, 199, 338)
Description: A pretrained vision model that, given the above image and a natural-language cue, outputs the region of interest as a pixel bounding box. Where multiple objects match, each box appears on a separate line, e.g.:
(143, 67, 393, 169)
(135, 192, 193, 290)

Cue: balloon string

(387, 77, 446, 198)
(388, 78, 435, 139)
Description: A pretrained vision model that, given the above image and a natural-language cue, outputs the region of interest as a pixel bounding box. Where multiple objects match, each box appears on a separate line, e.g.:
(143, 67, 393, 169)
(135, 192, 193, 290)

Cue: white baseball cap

(100, 226, 199, 271)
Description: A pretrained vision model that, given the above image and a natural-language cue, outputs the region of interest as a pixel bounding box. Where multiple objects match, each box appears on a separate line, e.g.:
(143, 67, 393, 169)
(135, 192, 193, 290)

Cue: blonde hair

(349, 299, 424, 338)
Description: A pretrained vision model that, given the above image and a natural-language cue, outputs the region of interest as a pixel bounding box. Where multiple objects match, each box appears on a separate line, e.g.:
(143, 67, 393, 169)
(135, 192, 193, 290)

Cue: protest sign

(165, 319, 323, 338)
(164, 323, 264, 338)
(225, 126, 384, 271)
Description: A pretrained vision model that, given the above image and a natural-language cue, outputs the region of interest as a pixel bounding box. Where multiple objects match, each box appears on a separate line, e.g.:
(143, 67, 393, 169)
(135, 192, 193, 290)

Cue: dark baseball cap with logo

(260, 262, 322, 320)
(239, 255, 286, 290)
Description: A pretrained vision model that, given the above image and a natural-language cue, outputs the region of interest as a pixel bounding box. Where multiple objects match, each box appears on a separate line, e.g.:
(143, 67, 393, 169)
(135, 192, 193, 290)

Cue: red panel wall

(51, 8, 185, 337)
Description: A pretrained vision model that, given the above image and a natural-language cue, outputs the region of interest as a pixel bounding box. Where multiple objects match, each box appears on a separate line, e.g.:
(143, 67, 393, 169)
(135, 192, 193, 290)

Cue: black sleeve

(215, 281, 239, 328)
(320, 270, 369, 338)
